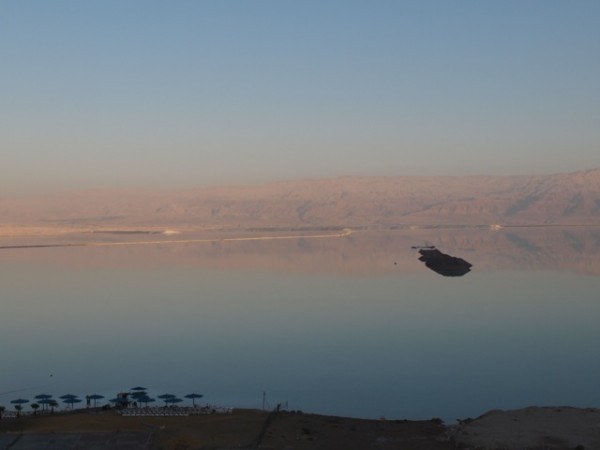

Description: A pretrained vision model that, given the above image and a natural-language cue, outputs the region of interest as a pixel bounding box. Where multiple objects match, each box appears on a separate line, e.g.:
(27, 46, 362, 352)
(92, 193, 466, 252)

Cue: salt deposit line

(0, 229, 353, 250)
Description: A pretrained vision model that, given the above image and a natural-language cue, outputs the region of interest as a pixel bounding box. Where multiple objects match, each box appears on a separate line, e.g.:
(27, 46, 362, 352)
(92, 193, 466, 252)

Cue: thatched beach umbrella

(131, 386, 147, 392)
(87, 394, 104, 407)
(158, 393, 176, 406)
(164, 398, 182, 406)
(137, 395, 155, 407)
(38, 398, 56, 412)
(184, 393, 203, 407)
(63, 397, 82, 410)
(35, 394, 53, 410)
(10, 399, 29, 417)
(130, 391, 148, 406)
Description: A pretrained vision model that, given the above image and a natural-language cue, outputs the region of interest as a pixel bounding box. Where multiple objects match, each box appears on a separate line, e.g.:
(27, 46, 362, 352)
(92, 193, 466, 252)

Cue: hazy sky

(2, 1, 599, 194)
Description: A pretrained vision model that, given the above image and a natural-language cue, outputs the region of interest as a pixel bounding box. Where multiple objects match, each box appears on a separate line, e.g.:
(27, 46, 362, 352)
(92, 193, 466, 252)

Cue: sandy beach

(0, 407, 449, 450)
(453, 406, 600, 449)
(2, 406, 600, 449)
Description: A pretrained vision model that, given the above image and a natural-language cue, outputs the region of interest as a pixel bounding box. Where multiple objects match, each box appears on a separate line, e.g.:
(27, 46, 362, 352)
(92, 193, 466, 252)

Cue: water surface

(1, 227, 599, 421)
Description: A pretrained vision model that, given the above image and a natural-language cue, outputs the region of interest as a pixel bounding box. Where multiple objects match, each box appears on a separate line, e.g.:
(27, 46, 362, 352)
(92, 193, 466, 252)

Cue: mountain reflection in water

(1, 227, 600, 275)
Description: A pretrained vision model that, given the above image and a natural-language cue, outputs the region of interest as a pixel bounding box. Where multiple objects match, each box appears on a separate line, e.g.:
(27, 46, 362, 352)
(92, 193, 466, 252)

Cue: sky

(1, 1, 599, 194)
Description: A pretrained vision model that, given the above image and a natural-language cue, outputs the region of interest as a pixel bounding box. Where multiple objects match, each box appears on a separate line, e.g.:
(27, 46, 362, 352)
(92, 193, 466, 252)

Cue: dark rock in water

(418, 248, 472, 277)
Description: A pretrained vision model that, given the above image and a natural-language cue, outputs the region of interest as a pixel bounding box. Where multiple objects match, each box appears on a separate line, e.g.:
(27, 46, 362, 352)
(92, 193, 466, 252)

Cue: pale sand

(454, 406, 600, 449)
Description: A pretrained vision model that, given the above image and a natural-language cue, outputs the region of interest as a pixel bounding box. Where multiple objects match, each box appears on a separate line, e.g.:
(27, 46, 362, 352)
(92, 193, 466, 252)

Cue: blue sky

(1, 1, 599, 193)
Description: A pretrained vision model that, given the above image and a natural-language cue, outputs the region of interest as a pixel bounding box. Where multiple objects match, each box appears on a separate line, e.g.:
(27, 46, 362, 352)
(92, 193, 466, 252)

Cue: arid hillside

(2, 168, 600, 229)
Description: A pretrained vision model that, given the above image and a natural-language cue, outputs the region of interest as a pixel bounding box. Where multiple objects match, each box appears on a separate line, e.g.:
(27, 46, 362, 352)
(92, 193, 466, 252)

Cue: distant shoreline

(0, 228, 354, 250)
(2, 223, 600, 251)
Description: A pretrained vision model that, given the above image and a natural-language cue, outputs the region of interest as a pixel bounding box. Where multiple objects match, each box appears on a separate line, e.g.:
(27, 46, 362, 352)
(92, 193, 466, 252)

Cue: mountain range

(2, 168, 600, 229)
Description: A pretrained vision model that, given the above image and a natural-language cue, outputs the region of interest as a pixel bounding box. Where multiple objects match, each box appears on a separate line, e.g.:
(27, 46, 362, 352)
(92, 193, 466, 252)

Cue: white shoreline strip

(0, 229, 353, 250)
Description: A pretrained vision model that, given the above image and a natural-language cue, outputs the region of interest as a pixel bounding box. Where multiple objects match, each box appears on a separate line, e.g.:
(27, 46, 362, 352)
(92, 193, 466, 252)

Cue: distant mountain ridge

(2, 168, 600, 228)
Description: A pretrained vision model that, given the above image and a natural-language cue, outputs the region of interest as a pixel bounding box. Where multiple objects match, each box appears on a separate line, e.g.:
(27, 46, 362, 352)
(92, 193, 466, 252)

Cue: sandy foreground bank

(453, 406, 600, 449)
(2, 406, 600, 449)
(0, 408, 450, 450)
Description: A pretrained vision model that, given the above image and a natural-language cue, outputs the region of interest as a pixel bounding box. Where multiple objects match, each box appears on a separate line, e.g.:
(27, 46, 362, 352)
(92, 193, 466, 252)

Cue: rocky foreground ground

(453, 406, 600, 450)
(1, 406, 600, 449)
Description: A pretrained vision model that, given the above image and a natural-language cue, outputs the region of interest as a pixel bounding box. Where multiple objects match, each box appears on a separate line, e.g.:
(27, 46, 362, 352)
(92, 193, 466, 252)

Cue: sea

(1, 226, 599, 422)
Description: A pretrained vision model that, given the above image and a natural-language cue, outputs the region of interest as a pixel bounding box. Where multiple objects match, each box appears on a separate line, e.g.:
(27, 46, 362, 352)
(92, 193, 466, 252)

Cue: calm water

(1, 228, 600, 422)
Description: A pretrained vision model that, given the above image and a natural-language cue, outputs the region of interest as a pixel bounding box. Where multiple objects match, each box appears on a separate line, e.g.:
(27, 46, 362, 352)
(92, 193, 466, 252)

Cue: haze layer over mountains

(2, 168, 600, 229)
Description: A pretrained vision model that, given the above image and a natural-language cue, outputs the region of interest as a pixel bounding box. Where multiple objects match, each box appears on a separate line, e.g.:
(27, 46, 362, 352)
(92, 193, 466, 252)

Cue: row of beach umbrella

(10, 393, 89, 407)
(109, 386, 204, 407)
(8, 394, 82, 413)
(4, 387, 203, 412)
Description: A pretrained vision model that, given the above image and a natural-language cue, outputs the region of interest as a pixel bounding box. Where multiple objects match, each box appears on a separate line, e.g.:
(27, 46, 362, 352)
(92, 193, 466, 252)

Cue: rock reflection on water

(417, 247, 472, 277)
